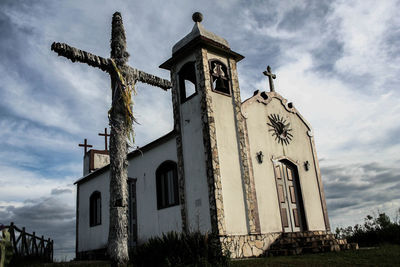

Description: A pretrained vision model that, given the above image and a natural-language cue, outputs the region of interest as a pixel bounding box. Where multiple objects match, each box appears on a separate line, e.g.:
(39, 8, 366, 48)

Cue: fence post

(21, 227, 26, 257)
(32, 232, 37, 256)
(40, 236, 44, 258)
(9, 223, 16, 257)
(5, 224, 53, 263)
(47, 238, 51, 262)
(51, 240, 54, 262)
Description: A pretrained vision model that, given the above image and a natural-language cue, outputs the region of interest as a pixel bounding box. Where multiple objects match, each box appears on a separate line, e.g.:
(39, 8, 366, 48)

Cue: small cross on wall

(263, 65, 276, 92)
(78, 138, 93, 154)
(98, 128, 111, 151)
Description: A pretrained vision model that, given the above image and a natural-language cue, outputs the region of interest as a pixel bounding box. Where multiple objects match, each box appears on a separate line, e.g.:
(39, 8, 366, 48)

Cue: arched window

(90, 191, 101, 227)
(209, 60, 230, 95)
(156, 161, 179, 209)
(178, 62, 197, 102)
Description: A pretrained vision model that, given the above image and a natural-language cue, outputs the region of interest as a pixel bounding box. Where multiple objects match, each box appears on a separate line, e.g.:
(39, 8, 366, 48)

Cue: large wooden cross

(51, 12, 171, 266)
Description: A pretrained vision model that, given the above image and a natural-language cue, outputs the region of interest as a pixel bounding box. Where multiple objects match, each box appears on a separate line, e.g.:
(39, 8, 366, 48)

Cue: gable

(242, 91, 313, 137)
(242, 90, 326, 231)
(241, 91, 315, 157)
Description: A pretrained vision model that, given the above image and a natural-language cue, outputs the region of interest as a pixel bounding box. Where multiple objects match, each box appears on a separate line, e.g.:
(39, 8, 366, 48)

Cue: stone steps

(266, 231, 358, 257)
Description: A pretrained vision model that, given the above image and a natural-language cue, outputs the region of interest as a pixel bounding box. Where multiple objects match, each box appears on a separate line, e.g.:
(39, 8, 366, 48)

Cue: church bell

(215, 77, 227, 92)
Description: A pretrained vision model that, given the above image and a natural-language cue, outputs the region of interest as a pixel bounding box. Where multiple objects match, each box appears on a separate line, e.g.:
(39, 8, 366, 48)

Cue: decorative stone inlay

(228, 58, 261, 234)
(196, 48, 226, 235)
(220, 233, 281, 258)
(267, 113, 293, 145)
(308, 135, 331, 231)
(170, 65, 188, 233)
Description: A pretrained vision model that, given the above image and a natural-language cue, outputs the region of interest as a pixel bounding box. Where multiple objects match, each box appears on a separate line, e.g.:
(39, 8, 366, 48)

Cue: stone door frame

(272, 157, 308, 233)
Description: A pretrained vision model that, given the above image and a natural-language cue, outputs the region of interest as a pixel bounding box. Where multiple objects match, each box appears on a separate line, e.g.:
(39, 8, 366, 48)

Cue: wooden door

(274, 161, 305, 232)
(128, 178, 138, 247)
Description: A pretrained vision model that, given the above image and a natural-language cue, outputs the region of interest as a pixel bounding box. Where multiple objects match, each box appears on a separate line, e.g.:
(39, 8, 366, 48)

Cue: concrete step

(266, 232, 358, 257)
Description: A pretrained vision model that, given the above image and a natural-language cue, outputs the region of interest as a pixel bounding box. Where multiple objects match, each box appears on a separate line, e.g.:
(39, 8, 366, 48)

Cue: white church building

(74, 13, 330, 259)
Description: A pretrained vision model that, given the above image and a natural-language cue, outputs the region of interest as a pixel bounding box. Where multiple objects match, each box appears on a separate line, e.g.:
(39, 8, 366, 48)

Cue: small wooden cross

(263, 65, 276, 92)
(78, 138, 93, 154)
(98, 128, 111, 151)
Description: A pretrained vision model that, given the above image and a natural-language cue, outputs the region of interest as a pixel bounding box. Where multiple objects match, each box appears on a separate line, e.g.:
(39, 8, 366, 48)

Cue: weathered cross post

(51, 12, 171, 266)
(263, 65, 276, 92)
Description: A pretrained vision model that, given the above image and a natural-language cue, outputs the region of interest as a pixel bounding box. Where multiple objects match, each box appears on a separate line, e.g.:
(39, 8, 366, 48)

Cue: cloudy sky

(1, 0, 399, 261)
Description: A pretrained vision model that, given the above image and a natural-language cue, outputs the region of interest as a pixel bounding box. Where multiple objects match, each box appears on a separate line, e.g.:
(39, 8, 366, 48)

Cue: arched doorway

(274, 160, 307, 232)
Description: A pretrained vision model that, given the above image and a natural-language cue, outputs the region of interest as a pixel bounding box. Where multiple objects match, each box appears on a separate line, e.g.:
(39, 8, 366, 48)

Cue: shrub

(1, 228, 14, 267)
(131, 231, 229, 267)
(335, 211, 400, 246)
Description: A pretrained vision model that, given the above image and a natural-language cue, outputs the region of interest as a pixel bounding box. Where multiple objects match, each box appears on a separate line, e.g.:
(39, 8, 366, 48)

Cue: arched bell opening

(178, 61, 197, 102)
(209, 60, 230, 95)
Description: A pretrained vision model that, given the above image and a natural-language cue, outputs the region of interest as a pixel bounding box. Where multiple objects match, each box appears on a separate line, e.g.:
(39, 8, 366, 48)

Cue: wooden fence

(3, 222, 53, 262)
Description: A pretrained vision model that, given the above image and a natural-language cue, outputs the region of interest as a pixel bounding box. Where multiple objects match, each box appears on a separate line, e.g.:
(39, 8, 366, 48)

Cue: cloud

(0, 196, 75, 261)
(329, 0, 400, 89)
(0, 0, 399, 261)
(0, 164, 75, 203)
(322, 161, 400, 228)
(51, 188, 73, 195)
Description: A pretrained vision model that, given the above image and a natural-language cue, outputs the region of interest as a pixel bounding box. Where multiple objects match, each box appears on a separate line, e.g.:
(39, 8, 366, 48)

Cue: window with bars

(89, 191, 101, 227)
(156, 161, 179, 209)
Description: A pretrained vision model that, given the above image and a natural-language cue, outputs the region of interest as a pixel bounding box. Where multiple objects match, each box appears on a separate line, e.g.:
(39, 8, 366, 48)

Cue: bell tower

(160, 12, 260, 236)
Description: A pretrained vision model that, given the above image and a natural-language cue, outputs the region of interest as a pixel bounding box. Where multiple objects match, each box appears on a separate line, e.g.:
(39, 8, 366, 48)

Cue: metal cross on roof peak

(263, 65, 276, 92)
(98, 128, 111, 151)
(78, 138, 93, 154)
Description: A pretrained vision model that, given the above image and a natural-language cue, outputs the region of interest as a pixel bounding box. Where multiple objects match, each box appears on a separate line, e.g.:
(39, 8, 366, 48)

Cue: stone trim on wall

(170, 65, 188, 233)
(309, 136, 331, 231)
(76, 185, 80, 257)
(196, 48, 226, 235)
(220, 233, 281, 258)
(228, 58, 261, 234)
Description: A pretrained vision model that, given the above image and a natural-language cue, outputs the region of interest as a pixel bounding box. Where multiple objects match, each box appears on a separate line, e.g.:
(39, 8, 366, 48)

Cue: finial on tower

(192, 12, 203, 23)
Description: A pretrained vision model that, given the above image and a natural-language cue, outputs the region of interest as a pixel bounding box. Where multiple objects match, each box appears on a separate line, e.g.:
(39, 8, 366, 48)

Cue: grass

(231, 244, 400, 267)
(10, 244, 400, 267)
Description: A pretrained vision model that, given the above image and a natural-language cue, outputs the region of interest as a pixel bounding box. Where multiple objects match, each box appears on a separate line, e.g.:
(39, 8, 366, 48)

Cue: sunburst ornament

(267, 114, 293, 145)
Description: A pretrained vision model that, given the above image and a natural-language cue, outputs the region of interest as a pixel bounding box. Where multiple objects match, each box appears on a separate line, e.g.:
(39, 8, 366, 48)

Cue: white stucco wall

(127, 136, 182, 242)
(242, 95, 326, 233)
(77, 171, 109, 252)
(177, 55, 212, 233)
(208, 52, 248, 235)
(77, 134, 182, 252)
